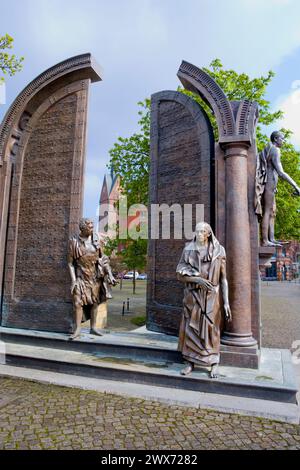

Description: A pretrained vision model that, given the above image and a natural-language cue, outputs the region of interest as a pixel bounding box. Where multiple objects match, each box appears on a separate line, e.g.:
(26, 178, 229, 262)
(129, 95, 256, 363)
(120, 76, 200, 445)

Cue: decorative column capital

(221, 142, 250, 159)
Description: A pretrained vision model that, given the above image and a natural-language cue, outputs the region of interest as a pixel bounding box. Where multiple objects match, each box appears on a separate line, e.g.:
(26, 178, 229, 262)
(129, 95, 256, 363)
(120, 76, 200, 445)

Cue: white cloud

(2, 0, 300, 214)
(83, 172, 103, 221)
(275, 81, 300, 147)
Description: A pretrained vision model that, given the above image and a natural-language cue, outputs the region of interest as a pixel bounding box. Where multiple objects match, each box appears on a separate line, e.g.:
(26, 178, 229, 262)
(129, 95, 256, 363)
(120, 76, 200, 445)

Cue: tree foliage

(180, 59, 300, 240)
(108, 99, 150, 207)
(107, 59, 300, 246)
(0, 34, 24, 83)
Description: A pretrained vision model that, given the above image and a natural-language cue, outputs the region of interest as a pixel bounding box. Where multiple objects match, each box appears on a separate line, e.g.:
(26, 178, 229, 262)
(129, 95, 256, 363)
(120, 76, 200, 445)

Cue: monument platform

(0, 326, 298, 406)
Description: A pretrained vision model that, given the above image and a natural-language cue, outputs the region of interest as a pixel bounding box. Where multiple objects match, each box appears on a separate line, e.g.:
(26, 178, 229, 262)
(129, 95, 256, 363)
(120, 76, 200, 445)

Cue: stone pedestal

(259, 246, 276, 270)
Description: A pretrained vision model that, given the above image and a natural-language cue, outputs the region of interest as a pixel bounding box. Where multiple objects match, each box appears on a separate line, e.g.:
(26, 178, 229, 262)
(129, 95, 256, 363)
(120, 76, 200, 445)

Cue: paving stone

(0, 376, 299, 450)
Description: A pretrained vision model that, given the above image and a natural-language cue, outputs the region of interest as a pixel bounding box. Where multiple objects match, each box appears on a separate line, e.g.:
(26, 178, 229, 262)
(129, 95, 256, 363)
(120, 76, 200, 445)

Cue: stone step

(2, 339, 298, 404)
(0, 326, 181, 363)
(0, 326, 259, 368)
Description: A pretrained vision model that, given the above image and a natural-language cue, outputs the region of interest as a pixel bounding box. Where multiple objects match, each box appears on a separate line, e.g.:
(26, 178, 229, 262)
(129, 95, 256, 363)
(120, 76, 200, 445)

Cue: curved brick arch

(0, 54, 102, 332)
(177, 61, 235, 138)
(0, 53, 101, 166)
(177, 61, 259, 143)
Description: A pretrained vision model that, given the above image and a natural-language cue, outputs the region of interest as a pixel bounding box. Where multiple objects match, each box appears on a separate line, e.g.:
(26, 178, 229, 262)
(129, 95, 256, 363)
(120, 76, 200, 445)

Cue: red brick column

(221, 143, 257, 347)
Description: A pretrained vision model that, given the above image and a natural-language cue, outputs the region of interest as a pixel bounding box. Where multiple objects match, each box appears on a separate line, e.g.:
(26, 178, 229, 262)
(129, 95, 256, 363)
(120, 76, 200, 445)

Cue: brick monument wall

(0, 54, 102, 333)
(146, 91, 215, 335)
(1, 86, 88, 332)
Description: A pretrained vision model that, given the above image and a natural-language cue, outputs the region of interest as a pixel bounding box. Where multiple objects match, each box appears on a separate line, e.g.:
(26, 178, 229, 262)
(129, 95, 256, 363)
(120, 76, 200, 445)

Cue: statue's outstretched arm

(272, 149, 300, 194)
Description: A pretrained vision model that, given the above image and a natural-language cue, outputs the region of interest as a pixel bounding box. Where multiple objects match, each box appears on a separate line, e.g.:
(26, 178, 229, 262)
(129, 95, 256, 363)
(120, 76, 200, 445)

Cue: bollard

(127, 298, 130, 312)
(122, 301, 125, 316)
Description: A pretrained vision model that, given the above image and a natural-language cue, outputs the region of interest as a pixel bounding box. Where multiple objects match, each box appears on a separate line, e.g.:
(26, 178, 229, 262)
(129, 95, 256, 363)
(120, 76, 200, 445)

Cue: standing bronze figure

(68, 218, 116, 340)
(255, 131, 300, 246)
(176, 222, 231, 378)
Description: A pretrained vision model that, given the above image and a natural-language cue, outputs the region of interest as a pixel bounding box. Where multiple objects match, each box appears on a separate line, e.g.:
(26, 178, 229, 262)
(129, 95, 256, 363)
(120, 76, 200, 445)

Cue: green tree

(180, 59, 300, 240)
(104, 235, 147, 294)
(107, 59, 300, 244)
(274, 139, 300, 240)
(107, 100, 150, 279)
(0, 34, 24, 83)
(108, 99, 150, 207)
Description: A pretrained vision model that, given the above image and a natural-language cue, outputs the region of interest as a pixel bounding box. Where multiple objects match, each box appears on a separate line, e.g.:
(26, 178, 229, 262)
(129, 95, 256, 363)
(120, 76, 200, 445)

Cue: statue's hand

(224, 303, 232, 322)
(71, 280, 79, 294)
(195, 277, 214, 292)
(293, 186, 300, 196)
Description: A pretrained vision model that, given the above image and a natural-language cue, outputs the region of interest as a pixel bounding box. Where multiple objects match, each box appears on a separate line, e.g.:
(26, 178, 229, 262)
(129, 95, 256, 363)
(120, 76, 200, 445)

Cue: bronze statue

(255, 131, 300, 246)
(68, 218, 116, 340)
(176, 222, 231, 378)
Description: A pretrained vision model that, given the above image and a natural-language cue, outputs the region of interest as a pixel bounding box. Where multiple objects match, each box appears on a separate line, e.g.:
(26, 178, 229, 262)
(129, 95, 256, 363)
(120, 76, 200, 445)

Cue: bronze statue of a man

(255, 131, 300, 246)
(68, 218, 116, 340)
(176, 222, 231, 379)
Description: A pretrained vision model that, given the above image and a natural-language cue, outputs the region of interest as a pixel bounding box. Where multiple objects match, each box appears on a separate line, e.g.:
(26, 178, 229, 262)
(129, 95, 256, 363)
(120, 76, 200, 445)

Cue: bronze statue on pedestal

(176, 222, 231, 378)
(68, 218, 116, 340)
(255, 131, 300, 246)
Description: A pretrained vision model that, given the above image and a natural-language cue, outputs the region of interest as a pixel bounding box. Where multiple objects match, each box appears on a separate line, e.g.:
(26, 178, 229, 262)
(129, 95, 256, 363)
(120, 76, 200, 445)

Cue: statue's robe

(68, 232, 111, 321)
(176, 236, 226, 366)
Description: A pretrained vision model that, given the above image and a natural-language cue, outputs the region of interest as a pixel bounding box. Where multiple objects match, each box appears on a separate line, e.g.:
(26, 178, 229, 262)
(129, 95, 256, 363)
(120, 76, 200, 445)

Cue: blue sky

(1, 0, 300, 222)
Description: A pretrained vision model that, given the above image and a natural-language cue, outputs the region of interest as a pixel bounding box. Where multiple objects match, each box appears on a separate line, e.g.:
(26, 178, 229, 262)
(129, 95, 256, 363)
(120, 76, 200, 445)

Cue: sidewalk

(0, 376, 299, 450)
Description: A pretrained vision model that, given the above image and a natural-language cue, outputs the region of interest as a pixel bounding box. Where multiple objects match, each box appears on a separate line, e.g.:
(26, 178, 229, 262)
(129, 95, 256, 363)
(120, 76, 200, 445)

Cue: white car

(123, 271, 139, 279)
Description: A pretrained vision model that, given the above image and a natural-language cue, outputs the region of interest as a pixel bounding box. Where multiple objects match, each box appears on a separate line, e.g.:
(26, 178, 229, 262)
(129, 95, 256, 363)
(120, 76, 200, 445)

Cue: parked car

(123, 271, 139, 279)
(137, 273, 147, 280)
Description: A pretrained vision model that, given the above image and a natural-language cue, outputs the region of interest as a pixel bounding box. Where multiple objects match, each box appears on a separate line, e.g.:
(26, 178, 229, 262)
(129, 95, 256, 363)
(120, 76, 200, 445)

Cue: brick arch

(0, 54, 102, 332)
(177, 61, 235, 138)
(177, 61, 259, 143)
(0, 53, 101, 166)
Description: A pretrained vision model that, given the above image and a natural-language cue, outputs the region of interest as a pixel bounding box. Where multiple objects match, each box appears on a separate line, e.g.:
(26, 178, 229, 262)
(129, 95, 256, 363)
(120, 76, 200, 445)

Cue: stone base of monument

(81, 302, 107, 330)
(259, 246, 276, 269)
(0, 326, 298, 408)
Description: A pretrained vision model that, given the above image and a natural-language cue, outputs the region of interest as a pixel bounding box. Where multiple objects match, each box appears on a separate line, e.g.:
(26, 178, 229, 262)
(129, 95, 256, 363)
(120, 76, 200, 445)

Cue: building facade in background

(262, 241, 300, 281)
(98, 170, 120, 239)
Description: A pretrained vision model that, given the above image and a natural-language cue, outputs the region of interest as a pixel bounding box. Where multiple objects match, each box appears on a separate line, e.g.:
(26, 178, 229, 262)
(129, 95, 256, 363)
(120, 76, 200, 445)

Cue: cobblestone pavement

(0, 377, 300, 450)
(261, 281, 300, 350)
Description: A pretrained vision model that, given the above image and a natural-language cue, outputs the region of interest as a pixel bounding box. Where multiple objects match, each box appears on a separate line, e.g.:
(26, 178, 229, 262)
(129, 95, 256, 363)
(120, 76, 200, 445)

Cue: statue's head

(270, 131, 285, 148)
(195, 222, 212, 244)
(79, 218, 94, 237)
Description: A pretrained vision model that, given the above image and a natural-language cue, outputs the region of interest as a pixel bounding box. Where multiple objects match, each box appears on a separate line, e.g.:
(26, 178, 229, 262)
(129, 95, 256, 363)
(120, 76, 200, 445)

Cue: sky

(1, 0, 300, 222)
